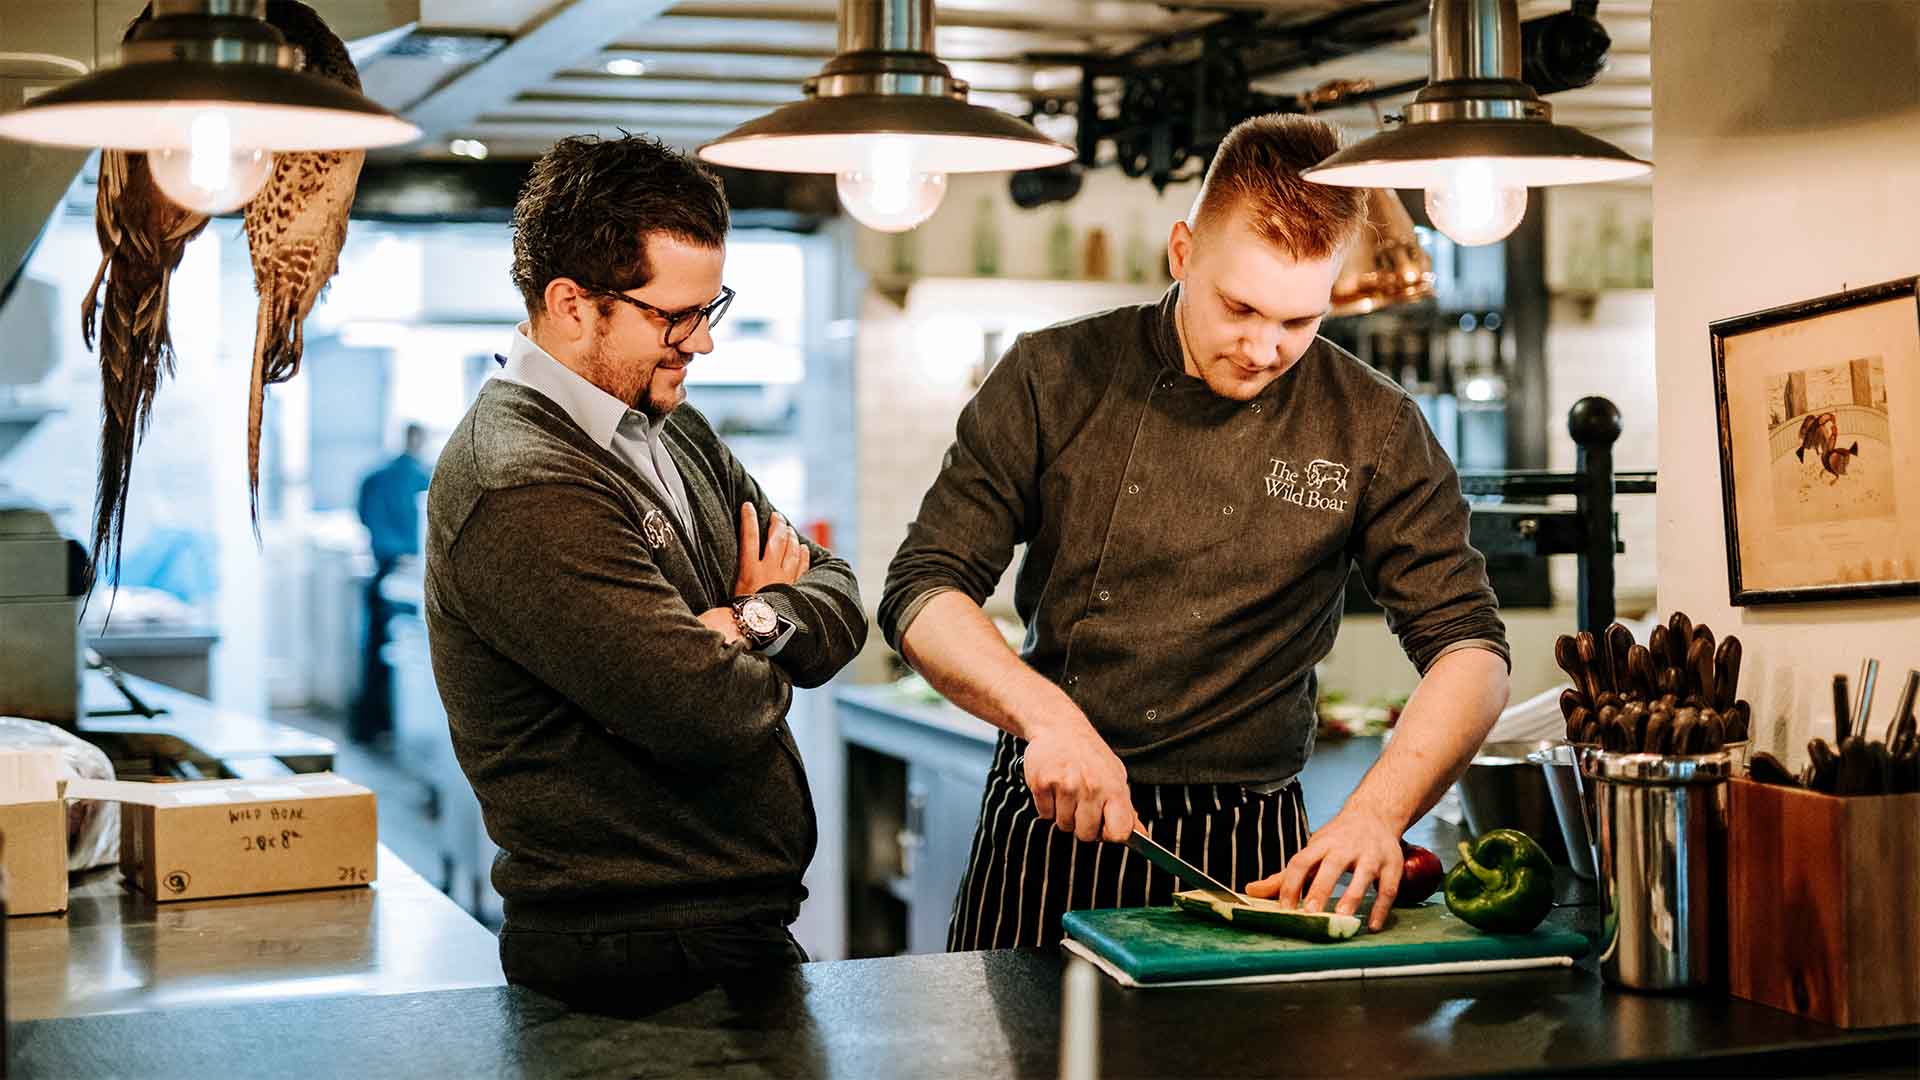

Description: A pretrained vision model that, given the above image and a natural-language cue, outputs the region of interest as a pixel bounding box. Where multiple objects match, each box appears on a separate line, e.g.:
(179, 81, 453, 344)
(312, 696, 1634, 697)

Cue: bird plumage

(242, 0, 366, 528)
(80, 6, 212, 599)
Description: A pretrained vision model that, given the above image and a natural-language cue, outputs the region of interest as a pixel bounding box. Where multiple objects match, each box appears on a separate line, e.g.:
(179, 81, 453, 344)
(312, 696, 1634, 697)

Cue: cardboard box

(65, 774, 377, 902)
(1727, 777, 1920, 1028)
(0, 799, 68, 915)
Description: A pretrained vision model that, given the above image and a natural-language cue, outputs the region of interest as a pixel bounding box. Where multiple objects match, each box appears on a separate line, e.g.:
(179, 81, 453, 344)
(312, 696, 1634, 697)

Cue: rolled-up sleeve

(1349, 396, 1510, 674)
(878, 337, 1040, 653)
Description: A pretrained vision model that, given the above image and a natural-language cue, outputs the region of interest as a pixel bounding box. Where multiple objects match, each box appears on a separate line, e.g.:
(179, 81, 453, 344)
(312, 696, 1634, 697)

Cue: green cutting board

(1062, 901, 1590, 985)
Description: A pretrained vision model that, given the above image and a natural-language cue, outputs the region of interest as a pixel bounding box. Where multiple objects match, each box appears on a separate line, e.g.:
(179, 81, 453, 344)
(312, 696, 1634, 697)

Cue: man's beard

(584, 333, 660, 415)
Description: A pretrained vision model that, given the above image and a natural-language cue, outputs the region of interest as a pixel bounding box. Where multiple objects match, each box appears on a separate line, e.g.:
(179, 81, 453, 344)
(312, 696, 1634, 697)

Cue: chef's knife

(1127, 827, 1243, 907)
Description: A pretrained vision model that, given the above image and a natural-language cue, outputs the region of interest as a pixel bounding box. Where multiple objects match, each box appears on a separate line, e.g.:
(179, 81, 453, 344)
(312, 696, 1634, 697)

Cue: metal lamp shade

(698, 0, 1070, 175)
(1304, 0, 1648, 191)
(0, 60, 418, 151)
(1305, 119, 1648, 190)
(698, 92, 1072, 174)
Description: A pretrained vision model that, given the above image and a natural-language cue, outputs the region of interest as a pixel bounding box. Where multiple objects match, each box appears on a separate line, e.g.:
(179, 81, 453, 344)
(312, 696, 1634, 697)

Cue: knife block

(1726, 777, 1920, 1028)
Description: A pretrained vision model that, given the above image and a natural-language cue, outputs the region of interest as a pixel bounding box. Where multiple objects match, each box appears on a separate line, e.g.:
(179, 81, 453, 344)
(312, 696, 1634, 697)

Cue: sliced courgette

(1172, 889, 1364, 942)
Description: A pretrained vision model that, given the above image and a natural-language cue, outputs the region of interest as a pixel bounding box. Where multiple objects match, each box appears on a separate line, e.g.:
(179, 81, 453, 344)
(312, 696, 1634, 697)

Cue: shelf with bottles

(1554, 202, 1653, 302)
(866, 272, 1167, 312)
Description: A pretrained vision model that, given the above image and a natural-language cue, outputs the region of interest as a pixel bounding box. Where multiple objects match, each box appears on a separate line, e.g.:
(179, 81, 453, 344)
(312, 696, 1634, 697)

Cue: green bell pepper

(1444, 829, 1555, 933)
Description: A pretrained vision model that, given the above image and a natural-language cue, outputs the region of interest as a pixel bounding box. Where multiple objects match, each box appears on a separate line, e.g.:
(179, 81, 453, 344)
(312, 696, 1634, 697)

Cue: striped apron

(947, 731, 1311, 951)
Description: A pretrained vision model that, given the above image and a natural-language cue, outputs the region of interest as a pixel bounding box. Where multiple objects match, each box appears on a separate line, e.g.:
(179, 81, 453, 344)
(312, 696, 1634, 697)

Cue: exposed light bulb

(149, 111, 273, 214)
(605, 58, 646, 77)
(1423, 159, 1527, 247)
(1462, 373, 1507, 403)
(835, 137, 947, 233)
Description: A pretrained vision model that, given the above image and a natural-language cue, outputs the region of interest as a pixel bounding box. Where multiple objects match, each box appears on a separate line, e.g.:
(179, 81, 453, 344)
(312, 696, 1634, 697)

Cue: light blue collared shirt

(495, 322, 695, 541)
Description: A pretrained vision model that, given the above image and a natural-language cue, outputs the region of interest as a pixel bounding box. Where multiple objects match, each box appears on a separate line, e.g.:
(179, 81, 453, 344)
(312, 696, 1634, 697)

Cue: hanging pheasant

(80, 1, 370, 592)
(80, 6, 212, 598)
(243, 0, 366, 527)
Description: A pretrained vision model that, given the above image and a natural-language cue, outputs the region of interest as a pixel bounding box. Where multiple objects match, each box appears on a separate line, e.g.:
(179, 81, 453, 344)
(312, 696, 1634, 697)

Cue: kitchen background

(2, 0, 1912, 963)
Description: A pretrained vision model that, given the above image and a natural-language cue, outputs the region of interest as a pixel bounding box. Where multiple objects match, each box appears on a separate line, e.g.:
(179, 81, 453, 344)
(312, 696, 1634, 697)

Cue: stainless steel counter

(79, 667, 336, 779)
(7, 845, 506, 1021)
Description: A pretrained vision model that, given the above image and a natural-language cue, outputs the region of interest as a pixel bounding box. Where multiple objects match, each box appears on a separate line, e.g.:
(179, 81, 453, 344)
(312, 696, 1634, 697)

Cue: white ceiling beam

(402, 0, 678, 148)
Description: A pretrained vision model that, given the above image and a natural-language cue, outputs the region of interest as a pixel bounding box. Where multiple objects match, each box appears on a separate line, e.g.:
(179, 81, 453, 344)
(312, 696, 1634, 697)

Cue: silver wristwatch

(730, 595, 782, 648)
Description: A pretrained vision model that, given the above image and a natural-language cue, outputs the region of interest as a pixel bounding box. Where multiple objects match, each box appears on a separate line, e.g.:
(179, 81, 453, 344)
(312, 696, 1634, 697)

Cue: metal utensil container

(1583, 749, 1732, 992)
(1457, 740, 1575, 867)
(1526, 744, 1597, 879)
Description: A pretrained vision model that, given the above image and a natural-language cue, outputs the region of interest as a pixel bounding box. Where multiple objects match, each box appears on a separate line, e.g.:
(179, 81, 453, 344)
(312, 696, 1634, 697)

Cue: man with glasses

(425, 133, 866, 1012)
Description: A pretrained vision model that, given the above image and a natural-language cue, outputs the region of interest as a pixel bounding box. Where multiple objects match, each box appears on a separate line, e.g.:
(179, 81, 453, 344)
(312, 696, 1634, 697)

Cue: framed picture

(1710, 275, 1920, 605)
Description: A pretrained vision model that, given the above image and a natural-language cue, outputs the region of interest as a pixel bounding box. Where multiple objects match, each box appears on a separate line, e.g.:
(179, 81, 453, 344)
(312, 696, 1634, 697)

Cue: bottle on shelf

(888, 228, 917, 277)
(1047, 211, 1075, 280)
(971, 195, 1001, 278)
(1564, 217, 1600, 291)
(1083, 227, 1111, 281)
(1124, 215, 1149, 283)
(1633, 217, 1654, 288)
(1599, 205, 1633, 289)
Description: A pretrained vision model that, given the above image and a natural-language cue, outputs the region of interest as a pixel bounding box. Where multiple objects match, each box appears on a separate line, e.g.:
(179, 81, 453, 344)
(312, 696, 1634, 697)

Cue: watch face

(741, 599, 779, 635)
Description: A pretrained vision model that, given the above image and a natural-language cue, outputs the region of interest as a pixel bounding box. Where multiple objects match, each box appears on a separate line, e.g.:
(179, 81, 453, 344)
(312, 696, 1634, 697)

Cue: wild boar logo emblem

(1305, 459, 1350, 494)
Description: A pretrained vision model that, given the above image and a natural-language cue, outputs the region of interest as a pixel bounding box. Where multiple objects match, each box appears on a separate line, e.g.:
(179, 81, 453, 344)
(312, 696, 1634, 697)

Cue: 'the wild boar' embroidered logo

(1305, 459, 1350, 494)
(1265, 458, 1350, 513)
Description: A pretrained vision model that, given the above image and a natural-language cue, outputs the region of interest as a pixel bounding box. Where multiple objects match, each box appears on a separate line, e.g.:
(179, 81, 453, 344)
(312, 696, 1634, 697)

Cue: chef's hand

(1022, 715, 1137, 843)
(734, 503, 810, 594)
(1245, 807, 1403, 932)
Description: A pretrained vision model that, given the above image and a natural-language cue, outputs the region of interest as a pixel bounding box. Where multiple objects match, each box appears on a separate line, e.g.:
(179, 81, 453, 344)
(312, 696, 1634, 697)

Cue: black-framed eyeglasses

(591, 284, 735, 347)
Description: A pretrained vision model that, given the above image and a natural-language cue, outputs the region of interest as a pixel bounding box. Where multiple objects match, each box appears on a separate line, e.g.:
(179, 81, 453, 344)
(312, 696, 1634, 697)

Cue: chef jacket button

(1250, 403, 1262, 413)
(1223, 505, 1234, 515)
(1146, 709, 1159, 721)
(1127, 483, 1140, 495)
(1097, 589, 1111, 602)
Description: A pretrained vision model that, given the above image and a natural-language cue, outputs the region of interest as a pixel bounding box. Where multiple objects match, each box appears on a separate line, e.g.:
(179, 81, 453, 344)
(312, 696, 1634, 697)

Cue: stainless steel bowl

(1527, 743, 1599, 880)
(1455, 739, 1582, 872)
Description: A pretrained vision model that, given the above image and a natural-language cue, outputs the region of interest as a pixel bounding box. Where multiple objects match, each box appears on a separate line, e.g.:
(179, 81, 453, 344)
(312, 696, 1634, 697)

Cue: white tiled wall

(851, 277, 1166, 681)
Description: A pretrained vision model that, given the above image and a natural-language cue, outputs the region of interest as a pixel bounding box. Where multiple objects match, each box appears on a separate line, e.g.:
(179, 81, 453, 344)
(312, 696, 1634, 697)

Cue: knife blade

(1127, 827, 1243, 907)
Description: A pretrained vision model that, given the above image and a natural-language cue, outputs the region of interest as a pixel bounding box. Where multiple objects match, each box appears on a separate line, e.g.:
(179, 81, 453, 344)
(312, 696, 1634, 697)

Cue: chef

(879, 114, 1510, 950)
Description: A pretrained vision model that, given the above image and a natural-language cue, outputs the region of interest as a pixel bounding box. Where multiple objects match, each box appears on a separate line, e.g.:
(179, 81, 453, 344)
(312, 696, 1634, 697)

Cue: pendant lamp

(1304, 0, 1649, 246)
(698, 0, 1073, 232)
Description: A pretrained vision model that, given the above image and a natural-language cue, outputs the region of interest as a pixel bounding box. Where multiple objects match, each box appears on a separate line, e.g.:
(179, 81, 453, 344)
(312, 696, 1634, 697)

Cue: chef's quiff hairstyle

(1187, 114, 1368, 261)
(512, 132, 731, 320)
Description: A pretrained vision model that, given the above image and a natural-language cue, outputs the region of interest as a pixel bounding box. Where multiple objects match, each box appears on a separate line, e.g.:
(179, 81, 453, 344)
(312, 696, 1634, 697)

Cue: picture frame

(1710, 275, 1920, 605)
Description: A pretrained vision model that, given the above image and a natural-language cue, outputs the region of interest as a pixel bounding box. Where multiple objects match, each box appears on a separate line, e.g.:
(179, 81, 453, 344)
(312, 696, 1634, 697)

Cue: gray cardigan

(425, 379, 866, 932)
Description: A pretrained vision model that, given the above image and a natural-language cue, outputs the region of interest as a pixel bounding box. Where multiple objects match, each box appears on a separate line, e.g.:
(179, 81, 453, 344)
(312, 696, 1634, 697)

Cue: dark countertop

(16, 708, 1913, 1077)
(15, 936, 1917, 1079)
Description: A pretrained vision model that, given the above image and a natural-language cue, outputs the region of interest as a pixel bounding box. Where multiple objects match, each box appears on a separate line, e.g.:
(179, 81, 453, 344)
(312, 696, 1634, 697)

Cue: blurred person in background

(352, 421, 432, 744)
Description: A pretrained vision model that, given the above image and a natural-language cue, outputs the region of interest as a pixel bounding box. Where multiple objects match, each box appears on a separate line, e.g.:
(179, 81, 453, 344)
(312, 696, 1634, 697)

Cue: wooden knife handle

(1556, 634, 1599, 702)
(1559, 687, 1588, 721)
(1578, 631, 1610, 693)
(1725, 700, 1751, 743)
(1714, 637, 1742, 712)
(1689, 638, 1716, 708)
(1625, 644, 1656, 700)
(1667, 612, 1693, 670)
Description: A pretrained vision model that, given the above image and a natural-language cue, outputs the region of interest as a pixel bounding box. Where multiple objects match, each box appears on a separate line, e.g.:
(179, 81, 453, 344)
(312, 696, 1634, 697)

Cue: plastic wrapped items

(0, 716, 118, 872)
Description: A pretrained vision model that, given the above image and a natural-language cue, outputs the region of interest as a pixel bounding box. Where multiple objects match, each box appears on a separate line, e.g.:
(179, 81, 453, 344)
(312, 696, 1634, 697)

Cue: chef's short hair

(511, 133, 730, 318)
(1188, 114, 1368, 260)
